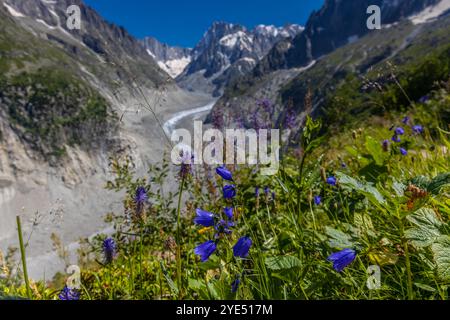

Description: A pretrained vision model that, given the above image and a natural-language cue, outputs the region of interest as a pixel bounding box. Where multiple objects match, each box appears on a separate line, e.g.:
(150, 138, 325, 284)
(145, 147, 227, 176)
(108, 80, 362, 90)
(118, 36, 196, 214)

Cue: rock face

(0, 0, 198, 279)
(210, 0, 448, 126)
(141, 36, 192, 78)
(2, 0, 171, 87)
(176, 22, 304, 96)
(254, 0, 442, 75)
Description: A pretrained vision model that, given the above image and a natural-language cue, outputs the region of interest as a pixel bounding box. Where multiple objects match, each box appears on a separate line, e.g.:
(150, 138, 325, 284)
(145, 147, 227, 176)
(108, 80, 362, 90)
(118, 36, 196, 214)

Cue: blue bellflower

(58, 286, 80, 300)
(194, 209, 215, 227)
(233, 236, 252, 258)
(327, 249, 357, 272)
(231, 278, 241, 293)
(413, 125, 423, 134)
(216, 166, 233, 181)
(400, 148, 408, 156)
(195, 240, 217, 262)
(395, 127, 405, 136)
(224, 207, 233, 220)
(314, 196, 322, 205)
(326, 176, 337, 186)
(223, 185, 236, 199)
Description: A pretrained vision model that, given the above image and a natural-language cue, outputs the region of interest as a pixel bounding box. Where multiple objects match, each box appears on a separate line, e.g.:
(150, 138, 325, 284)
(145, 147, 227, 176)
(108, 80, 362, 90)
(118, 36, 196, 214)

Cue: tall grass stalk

(16, 216, 32, 299)
(176, 177, 186, 298)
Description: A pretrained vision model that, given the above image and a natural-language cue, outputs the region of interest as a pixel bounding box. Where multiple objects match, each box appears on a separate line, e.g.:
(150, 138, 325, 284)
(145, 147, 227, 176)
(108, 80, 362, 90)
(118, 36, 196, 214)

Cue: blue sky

(83, 0, 324, 48)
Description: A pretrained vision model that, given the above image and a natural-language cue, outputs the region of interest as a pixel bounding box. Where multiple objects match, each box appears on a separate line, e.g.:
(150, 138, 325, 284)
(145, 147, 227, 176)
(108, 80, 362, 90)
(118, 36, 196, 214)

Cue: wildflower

(327, 249, 357, 272)
(103, 238, 117, 264)
(255, 187, 260, 197)
(412, 125, 423, 134)
(223, 185, 236, 199)
(326, 176, 337, 186)
(58, 286, 80, 300)
(194, 209, 215, 227)
(134, 186, 148, 207)
(391, 135, 401, 143)
(215, 219, 234, 236)
(195, 240, 217, 262)
(272, 192, 276, 201)
(285, 109, 296, 130)
(400, 148, 408, 156)
(382, 139, 389, 152)
(264, 187, 270, 196)
(258, 98, 273, 114)
(233, 236, 252, 258)
(395, 127, 405, 136)
(402, 116, 410, 124)
(224, 207, 233, 220)
(314, 196, 322, 205)
(216, 166, 233, 181)
(231, 278, 241, 293)
(419, 95, 429, 103)
(341, 162, 347, 169)
(179, 150, 194, 179)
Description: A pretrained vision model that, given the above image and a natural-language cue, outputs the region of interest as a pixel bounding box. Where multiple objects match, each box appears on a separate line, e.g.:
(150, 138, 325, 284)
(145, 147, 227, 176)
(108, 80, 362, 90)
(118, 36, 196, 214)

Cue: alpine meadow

(0, 0, 449, 302)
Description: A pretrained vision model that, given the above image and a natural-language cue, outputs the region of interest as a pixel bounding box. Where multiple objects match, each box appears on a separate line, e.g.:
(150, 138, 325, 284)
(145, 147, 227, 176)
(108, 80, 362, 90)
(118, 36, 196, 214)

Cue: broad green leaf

(325, 226, 354, 249)
(431, 236, 450, 281)
(365, 136, 385, 166)
(427, 173, 450, 195)
(336, 172, 386, 206)
(354, 213, 375, 237)
(405, 208, 444, 247)
(265, 255, 302, 270)
(410, 176, 430, 190)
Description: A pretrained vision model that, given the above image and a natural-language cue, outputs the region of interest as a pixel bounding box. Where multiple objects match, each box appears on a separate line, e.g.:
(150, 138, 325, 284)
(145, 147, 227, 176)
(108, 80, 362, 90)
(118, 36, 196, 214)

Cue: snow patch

(238, 57, 256, 64)
(36, 19, 56, 30)
(146, 49, 156, 59)
(157, 57, 192, 78)
(409, 0, 450, 25)
(3, 3, 25, 17)
(219, 31, 252, 48)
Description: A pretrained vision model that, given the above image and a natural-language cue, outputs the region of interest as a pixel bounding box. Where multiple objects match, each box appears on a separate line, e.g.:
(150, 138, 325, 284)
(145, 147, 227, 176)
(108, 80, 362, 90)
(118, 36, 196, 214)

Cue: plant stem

(16, 216, 32, 299)
(176, 177, 186, 298)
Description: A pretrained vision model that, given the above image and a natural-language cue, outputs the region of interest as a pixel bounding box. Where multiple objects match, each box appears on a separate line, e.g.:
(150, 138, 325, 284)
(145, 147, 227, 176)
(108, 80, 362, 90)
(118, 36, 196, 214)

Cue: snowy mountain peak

(177, 21, 304, 96)
(141, 36, 192, 78)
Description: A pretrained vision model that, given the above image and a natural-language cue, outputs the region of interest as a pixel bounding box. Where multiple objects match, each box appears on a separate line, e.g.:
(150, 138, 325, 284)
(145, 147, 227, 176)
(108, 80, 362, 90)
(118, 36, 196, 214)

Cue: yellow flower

(198, 227, 212, 235)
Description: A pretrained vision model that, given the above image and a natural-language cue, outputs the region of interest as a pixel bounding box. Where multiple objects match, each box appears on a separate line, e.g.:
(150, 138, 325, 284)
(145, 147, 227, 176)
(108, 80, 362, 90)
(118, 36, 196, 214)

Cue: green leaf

(336, 172, 386, 206)
(410, 176, 430, 190)
(325, 226, 354, 249)
(405, 208, 444, 247)
(414, 283, 437, 293)
(392, 180, 406, 197)
(265, 255, 302, 270)
(431, 236, 450, 281)
(427, 173, 450, 195)
(365, 136, 385, 166)
(159, 261, 179, 295)
(354, 213, 375, 237)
